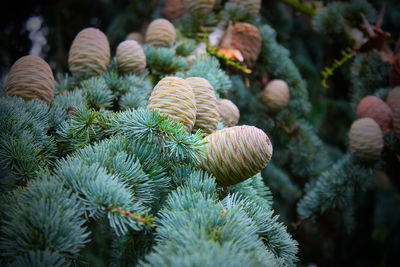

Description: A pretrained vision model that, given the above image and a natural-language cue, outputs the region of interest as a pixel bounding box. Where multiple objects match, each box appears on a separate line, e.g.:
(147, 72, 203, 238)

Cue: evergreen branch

(281, 0, 317, 16)
(207, 45, 252, 74)
(101, 202, 155, 227)
(297, 153, 375, 220)
(321, 48, 355, 89)
(0, 176, 89, 265)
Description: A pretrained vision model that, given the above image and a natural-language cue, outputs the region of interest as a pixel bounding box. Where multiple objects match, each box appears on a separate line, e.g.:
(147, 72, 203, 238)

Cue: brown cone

(5, 56, 54, 105)
(357, 95, 393, 129)
(220, 22, 262, 67)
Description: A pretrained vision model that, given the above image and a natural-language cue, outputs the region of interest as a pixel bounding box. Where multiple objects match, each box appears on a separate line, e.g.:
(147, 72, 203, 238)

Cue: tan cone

(148, 77, 197, 132)
(116, 40, 146, 74)
(186, 77, 219, 134)
(5, 55, 54, 105)
(182, 0, 215, 14)
(349, 118, 383, 162)
(217, 99, 240, 127)
(261, 79, 290, 112)
(200, 125, 273, 186)
(145, 19, 176, 47)
(228, 0, 261, 17)
(68, 28, 110, 78)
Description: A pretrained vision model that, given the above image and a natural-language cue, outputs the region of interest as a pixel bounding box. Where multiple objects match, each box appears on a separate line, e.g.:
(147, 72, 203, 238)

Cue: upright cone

(68, 28, 110, 78)
(228, 0, 261, 17)
(145, 19, 176, 47)
(116, 40, 146, 74)
(186, 77, 219, 134)
(349, 118, 383, 162)
(148, 77, 197, 132)
(220, 22, 262, 67)
(5, 55, 54, 104)
(182, 0, 215, 14)
(217, 99, 240, 127)
(200, 125, 273, 186)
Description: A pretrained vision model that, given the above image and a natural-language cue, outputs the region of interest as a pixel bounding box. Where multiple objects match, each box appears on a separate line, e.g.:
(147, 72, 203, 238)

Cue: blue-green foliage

(79, 76, 114, 110)
(0, 97, 58, 181)
(144, 168, 298, 266)
(143, 45, 188, 76)
(313, 0, 376, 35)
(184, 55, 232, 94)
(350, 51, 390, 112)
(297, 153, 375, 220)
(0, 176, 89, 266)
(118, 74, 153, 110)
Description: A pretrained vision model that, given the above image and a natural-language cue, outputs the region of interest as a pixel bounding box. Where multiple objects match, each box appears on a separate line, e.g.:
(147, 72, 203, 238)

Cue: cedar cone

(182, 0, 215, 15)
(125, 32, 143, 44)
(200, 125, 273, 187)
(357, 95, 393, 129)
(220, 22, 262, 67)
(186, 77, 219, 134)
(217, 99, 240, 127)
(228, 0, 261, 17)
(148, 77, 197, 132)
(386, 86, 400, 110)
(116, 40, 146, 74)
(163, 0, 185, 21)
(261, 79, 290, 112)
(349, 118, 383, 162)
(68, 28, 110, 78)
(145, 19, 176, 47)
(5, 55, 54, 105)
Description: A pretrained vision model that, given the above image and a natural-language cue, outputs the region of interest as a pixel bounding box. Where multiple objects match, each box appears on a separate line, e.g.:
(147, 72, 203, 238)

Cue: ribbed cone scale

(220, 22, 262, 67)
(200, 125, 273, 187)
(116, 40, 146, 74)
(349, 118, 383, 162)
(357, 96, 393, 129)
(147, 77, 197, 132)
(68, 28, 110, 78)
(163, 0, 185, 20)
(145, 19, 176, 47)
(217, 99, 240, 127)
(186, 77, 219, 134)
(261, 79, 290, 112)
(386, 86, 400, 110)
(182, 0, 215, 14)
(228, 0, 261, 16)
(125, 32, 143, 44)
(5, 55, 54, 105)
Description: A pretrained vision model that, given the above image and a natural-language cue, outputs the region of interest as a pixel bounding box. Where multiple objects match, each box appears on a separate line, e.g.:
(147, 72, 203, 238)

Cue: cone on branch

(147, 77, 197, 132)
(357, 95, 393, 129)
(219, 22, 262, 67)
(200, 125, 273, 187)
(68, 27, 110, 78)
(228, 0, 261, 17)
(125, 32, 143, 44)
(217, 99, 240, 127)
(182, 0, 215, 15)
(5, 55, 54, 105)
(145, 19, 176, 47)
(185, 77, 219, 134)
(261, 79, 290, 113)
(349, 118, 384, 162)
(116, 40, 146, 74)
(163, 0, 185, 21)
